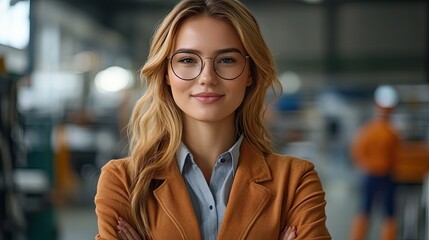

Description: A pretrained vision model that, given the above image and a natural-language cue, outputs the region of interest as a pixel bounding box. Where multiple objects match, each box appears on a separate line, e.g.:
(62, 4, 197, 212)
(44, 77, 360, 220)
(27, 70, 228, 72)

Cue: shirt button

(220, 158, 225, 163)
(209, 205, 213, 210)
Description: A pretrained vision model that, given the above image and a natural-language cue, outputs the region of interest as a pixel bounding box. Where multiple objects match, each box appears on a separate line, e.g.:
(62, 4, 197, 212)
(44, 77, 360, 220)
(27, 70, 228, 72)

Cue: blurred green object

(24, 116, 57, 240)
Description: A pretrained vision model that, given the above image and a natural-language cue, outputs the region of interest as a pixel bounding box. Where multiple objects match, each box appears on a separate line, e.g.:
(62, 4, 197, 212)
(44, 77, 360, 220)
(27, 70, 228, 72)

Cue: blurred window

(0, 0, 29, 49)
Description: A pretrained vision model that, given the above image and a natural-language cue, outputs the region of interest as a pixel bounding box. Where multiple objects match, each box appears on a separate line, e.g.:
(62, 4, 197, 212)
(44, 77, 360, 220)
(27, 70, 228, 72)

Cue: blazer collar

(153, 139, 271, 181)
(218, 139, 273, 239)
(152, 164, 201, 240)
(235, 139, 272, 182)
(151, 139, 273, 239)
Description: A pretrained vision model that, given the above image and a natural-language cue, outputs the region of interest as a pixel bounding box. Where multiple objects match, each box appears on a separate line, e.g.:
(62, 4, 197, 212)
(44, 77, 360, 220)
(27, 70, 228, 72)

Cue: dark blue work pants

(360, 174, 396, 217)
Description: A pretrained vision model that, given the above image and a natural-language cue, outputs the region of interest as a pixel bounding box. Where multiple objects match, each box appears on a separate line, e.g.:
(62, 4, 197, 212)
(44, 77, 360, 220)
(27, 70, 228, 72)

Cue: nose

(198, 58, 218, 86)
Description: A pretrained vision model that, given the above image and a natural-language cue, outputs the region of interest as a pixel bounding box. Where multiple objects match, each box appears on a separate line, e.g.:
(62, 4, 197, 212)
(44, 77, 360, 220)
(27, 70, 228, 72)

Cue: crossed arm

(116, 217, 297, 240)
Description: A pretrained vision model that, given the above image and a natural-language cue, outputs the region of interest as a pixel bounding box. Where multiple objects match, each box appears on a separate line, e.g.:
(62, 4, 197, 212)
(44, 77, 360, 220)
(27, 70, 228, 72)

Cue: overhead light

(279, 71, 302, 94)
(94, 66, 133, 92)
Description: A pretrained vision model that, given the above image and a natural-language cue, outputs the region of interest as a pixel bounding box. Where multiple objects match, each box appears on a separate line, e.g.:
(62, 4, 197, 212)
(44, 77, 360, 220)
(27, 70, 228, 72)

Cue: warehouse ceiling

(51, 0, 427, 87)
(56, 0, 426, 37)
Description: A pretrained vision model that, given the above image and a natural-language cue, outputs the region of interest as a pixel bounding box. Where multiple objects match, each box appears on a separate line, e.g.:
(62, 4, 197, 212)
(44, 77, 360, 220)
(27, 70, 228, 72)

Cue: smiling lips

(192, 92, 224, 103)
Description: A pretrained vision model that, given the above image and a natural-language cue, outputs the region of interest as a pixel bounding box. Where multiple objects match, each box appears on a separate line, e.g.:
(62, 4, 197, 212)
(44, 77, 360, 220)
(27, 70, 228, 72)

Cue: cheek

(229, 82, 249, 106)
(167, 76, 191, 99)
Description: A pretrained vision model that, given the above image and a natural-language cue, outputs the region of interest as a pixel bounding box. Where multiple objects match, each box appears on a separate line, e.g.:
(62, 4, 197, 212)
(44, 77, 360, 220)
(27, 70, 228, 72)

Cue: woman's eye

(179, 58, 197, 64)
(218, 58, 236, 64)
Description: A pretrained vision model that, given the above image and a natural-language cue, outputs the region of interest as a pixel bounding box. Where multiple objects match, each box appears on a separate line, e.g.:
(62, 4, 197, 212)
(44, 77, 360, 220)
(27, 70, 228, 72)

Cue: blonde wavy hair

(127, 0, 281, 238)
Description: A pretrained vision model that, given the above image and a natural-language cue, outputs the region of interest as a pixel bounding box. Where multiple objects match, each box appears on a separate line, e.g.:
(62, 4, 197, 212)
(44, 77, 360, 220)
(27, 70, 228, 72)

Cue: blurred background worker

(349, 85, 400, 240)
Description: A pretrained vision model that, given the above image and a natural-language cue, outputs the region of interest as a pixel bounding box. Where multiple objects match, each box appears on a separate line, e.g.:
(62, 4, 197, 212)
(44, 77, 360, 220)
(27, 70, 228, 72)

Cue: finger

(118, 217, 141, 240)
(117, 218, 134, 240)
(287, 226, 297, 240)
(280, 226, 297, 240)
(286, 231, 296, 240)
(280, 226, 291, 240)
(117, 229, 128, 240)
(118, 224, 134, 240)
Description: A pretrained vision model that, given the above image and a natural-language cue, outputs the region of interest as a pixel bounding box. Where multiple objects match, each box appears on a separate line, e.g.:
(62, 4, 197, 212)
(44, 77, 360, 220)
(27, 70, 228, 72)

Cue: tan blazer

(95, 140, 331, 239)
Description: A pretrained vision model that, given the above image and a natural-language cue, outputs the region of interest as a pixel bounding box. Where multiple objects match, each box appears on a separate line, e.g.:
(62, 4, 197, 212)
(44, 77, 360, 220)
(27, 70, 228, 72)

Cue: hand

(117, 217, 142, 240)
(116, 216, 296, 240)
(280, 226, 297, 240)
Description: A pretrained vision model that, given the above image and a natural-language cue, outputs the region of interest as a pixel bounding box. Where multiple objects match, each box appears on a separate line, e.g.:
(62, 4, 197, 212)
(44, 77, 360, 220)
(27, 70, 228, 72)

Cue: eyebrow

(174, 48, 243, 55)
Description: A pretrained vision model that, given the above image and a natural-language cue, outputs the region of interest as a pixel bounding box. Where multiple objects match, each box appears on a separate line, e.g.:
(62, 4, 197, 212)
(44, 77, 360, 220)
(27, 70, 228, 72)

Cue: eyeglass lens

(170, 52, 247, 80)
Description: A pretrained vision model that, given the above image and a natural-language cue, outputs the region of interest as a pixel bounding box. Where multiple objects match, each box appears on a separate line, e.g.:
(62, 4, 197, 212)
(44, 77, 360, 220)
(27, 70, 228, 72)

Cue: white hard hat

(374, 85, 398, 108)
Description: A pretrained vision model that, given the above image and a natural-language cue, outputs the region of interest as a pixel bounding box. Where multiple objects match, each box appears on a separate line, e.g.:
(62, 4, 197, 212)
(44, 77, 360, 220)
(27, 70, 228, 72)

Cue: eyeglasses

(168, 51, 250, 80)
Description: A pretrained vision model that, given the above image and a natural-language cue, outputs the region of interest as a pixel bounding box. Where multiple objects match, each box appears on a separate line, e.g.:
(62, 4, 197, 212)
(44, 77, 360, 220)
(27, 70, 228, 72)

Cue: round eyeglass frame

(167, 52, 250, 81)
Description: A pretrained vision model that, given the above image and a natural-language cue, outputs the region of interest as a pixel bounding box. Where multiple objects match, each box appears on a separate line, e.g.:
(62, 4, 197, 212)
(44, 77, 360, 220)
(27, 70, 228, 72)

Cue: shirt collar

(176, 135, 244, 175)
(177, 142, 191, 173)
(230, 135, 243, 174)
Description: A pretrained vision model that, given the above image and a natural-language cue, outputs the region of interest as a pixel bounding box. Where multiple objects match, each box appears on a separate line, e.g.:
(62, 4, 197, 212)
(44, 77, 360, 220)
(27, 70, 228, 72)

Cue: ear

(246, 73, 252, 87)
(165, 72, 171, 85)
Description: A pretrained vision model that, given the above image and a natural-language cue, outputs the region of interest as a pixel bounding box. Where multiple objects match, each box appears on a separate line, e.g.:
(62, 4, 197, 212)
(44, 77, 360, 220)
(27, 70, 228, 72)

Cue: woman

(95, 0, 331, 239)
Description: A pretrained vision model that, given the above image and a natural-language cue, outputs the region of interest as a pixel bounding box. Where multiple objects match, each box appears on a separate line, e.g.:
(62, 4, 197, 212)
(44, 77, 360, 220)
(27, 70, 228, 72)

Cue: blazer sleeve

(287, 160, 331, 239)
(94, 160, 133, 240)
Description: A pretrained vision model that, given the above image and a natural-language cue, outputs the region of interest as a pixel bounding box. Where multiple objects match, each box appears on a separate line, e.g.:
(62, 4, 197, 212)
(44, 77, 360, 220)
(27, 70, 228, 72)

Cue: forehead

(173, 16, 245, 53)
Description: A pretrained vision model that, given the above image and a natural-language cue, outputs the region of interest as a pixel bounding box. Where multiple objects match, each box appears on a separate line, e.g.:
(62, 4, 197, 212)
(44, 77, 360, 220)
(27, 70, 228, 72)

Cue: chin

(187, 112, 234, 123)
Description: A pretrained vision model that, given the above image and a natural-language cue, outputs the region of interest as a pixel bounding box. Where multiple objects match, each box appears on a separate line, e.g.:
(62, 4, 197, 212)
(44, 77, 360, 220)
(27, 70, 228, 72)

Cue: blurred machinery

(394, 104, 429, 240)
(0, 57, 27, 239)
(0, 57, 57, 240)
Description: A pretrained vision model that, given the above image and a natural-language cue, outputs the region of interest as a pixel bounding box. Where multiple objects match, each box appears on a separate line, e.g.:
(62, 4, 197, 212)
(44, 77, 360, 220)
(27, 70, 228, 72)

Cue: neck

(376, 111, 391, 121)
(375, 106, 393, 120)
(182, 117, 237, 180)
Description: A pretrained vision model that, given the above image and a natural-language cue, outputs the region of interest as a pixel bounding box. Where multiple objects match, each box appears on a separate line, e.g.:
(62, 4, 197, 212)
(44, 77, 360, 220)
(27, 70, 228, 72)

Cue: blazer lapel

(218, 140, 273, 239)
(152, 164, 201, 240)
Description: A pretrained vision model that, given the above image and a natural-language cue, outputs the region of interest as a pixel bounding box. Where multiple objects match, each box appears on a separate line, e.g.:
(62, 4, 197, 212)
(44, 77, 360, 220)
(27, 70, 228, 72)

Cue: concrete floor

(57, 207, 98, 240)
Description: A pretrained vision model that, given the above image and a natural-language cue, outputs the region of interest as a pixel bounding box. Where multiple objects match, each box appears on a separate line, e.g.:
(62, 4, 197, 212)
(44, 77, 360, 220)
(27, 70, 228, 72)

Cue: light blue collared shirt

(176, 136, 243, 240)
